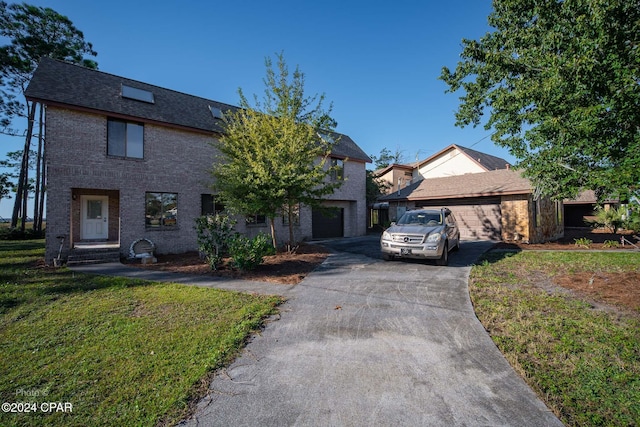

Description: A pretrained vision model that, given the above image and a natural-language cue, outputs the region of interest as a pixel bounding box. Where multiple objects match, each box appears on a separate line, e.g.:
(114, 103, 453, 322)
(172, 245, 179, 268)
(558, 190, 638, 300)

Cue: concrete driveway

(179, 236, 562, 426)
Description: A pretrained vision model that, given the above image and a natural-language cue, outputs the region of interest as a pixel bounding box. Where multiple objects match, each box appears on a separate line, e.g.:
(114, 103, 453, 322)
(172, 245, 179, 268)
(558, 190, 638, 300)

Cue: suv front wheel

(436, 241, 448, 266)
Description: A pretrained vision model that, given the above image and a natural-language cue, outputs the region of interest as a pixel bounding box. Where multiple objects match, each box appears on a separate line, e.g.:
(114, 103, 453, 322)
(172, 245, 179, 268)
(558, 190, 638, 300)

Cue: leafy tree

(365, 170, 390, 205)
(0, 172, 12, 201)
(440, 0, 639, 201)
(0, 2, 97, 231)
(370, 147, 405, 170)
(211, 53, 342, 249)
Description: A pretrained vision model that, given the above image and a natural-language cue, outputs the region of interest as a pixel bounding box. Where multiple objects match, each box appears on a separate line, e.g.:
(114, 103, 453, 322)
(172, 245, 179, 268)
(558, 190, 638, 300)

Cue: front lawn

(0, 240, 283, 427)
(470, 250, 640, 426)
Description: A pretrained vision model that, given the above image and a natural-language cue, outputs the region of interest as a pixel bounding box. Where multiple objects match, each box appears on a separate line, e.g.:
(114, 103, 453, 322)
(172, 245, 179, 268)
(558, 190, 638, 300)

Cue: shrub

(622, 205, 640, 233)
(603, 240, 620, 248)
(228, 233, 275, 271)
(194, 214, 237, 270)
(0, 227, 45, 240)
(574, 237, 593, 249)
(591, 206, 626, 233)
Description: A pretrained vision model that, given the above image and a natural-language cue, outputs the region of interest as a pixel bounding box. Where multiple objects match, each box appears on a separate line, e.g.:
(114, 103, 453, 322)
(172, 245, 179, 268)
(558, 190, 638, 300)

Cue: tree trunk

(288, 207, 295, 252)
(37, 137, 46, 233)
(269, 217, 277, 250)
(11, 101, 36, 231)
(33, 103, 43, 232)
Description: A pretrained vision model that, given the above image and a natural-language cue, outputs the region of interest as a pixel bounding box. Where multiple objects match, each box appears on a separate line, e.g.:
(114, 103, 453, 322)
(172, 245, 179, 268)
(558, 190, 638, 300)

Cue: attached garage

(312, 207, 344, 238)
(378, 169, 564, 244)
(417, 197, 501, 240)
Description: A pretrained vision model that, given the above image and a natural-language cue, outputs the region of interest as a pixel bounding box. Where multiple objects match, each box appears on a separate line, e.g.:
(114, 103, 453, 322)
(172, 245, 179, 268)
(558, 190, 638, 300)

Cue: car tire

(436, 242, 449, 266)
(452, 235, 460, 252)
(382, 253, 394, 261)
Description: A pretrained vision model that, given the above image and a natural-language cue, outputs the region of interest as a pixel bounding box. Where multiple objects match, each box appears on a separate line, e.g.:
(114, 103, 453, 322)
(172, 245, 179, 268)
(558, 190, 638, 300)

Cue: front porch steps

(67, 243, 121, 266)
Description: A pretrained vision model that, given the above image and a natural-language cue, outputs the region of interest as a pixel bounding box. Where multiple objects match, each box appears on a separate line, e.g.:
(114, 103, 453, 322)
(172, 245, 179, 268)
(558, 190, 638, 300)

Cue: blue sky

(0, 0, 511, 219)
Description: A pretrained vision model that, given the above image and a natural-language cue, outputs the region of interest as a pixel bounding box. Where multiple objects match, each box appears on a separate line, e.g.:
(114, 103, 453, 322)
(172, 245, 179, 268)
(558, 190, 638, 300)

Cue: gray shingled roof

(457, 145, 511, 171)
(415, 144, 511, 172)
(379, 169, 532, 201)
(25, 58, 371, 162)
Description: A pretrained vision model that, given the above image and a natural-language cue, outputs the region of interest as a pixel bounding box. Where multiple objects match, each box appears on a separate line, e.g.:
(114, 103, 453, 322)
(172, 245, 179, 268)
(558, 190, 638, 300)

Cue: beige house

(26, 58, 370, 264)
(373, 145, 563, 243)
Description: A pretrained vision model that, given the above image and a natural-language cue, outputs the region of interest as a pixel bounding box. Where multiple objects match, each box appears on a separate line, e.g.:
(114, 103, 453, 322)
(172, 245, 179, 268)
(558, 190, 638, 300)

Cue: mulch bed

(126, 243, 330, 285)
(493, 228, 639, 251)
(492, 228, 640, 313)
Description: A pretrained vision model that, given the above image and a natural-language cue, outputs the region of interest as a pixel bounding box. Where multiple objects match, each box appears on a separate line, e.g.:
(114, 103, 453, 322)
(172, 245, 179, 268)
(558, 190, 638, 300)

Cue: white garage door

(417, 198, 501, 240)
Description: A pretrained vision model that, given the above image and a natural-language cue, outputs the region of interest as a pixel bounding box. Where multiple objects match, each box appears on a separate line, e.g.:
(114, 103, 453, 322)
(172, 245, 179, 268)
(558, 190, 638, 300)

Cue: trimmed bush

(228, 233, 275, 271)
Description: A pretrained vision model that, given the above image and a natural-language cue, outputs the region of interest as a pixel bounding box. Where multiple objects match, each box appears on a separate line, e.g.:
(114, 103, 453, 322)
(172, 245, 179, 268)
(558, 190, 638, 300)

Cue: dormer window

(209, 105, 224, 119)
(122, 84, 154, 104)
(318, 131, 335, 144)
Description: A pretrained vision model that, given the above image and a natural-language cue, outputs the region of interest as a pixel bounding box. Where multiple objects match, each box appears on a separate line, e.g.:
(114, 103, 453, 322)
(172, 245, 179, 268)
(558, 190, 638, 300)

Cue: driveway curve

(180, 236, 563, 426)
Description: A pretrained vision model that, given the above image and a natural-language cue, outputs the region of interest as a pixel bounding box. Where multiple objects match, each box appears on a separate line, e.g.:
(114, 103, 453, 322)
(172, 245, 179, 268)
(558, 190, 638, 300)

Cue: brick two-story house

(25, 58, 370, 264)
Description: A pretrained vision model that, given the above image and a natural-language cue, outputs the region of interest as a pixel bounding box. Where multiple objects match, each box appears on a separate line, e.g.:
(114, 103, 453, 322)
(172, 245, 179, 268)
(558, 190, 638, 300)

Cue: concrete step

(67, 248, 121, 266)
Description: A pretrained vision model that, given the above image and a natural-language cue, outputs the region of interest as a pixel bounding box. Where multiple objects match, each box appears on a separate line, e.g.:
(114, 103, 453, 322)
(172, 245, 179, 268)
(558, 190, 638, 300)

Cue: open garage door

(312, 207, 344, 238)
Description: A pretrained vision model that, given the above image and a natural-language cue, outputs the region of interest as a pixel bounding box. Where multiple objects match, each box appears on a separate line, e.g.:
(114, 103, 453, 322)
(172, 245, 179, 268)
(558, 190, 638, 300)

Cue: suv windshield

(397, 211, 442, 226)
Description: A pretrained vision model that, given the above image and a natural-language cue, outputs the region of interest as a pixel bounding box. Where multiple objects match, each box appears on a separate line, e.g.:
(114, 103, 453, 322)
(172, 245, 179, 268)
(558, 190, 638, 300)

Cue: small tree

(366, 170, 390, 206)
(591, 206, 627, 234)
(212, 53, 342, 249)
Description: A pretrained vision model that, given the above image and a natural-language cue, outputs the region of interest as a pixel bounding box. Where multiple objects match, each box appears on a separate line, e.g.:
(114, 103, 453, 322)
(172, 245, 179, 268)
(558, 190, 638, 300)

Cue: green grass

(470, 250, 640, 426)
(0, 239, 283, 427)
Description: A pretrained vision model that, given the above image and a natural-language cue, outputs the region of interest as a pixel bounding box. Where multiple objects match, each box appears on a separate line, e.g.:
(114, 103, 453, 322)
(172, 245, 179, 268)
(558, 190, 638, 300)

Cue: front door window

(81, 196, 109, 240)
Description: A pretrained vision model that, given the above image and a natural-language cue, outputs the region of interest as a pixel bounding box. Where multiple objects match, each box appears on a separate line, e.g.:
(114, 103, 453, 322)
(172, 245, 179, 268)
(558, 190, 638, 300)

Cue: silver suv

(380, 208, 460, 266)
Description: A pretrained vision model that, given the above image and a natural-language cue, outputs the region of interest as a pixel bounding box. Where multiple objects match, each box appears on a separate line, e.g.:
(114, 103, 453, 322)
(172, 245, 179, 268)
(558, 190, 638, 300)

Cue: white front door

(81, 195, 109, 240)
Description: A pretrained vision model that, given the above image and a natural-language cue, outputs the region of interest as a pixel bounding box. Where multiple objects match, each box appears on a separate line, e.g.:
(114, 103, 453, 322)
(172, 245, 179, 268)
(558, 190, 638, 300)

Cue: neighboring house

(564, 190, 619, 228)
(373, 163, 415, 194)
(412, 143, 512, 180)
(373, 144, 512, 196)
(371, 144, 562, 242)
(25, 58, 370, 265)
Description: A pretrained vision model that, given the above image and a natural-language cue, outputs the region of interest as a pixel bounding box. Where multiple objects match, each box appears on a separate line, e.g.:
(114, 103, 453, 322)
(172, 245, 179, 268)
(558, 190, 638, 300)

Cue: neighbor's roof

(416, 144, 511, 172)
(372, 163, 414, 177)
(25, 58, 371, 162)
(563, 190, 619, 205)
(379, 169, 532, 201)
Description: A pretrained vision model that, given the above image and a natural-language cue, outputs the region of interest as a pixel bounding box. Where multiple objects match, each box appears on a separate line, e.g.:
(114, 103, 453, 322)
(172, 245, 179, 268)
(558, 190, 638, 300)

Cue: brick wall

(44, 107, 368, 263)
(45, 108, 218, 262)
(324, 159, 368, 237)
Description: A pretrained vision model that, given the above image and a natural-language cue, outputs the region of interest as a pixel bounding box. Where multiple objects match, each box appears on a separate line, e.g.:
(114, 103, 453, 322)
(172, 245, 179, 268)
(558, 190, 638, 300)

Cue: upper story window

(122, 84, 154, 103)
(107, 118, 144, 159)
(330, 157, 344, 181)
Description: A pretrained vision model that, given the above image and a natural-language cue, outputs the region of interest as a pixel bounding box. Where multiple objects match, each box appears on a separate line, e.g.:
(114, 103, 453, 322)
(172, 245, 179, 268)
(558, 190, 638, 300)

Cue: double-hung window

(330, 157, 344, 181)
(146, 192, 177, 229)
(108, 118, 144, 159)
(201, 194, 225, 216)
(246, 214, 266, 225)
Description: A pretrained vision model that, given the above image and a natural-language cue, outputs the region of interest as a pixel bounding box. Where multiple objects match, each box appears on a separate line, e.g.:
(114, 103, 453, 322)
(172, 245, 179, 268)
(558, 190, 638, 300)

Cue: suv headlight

(425, 233, 441, 243)
(382, 231, 391, 241)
